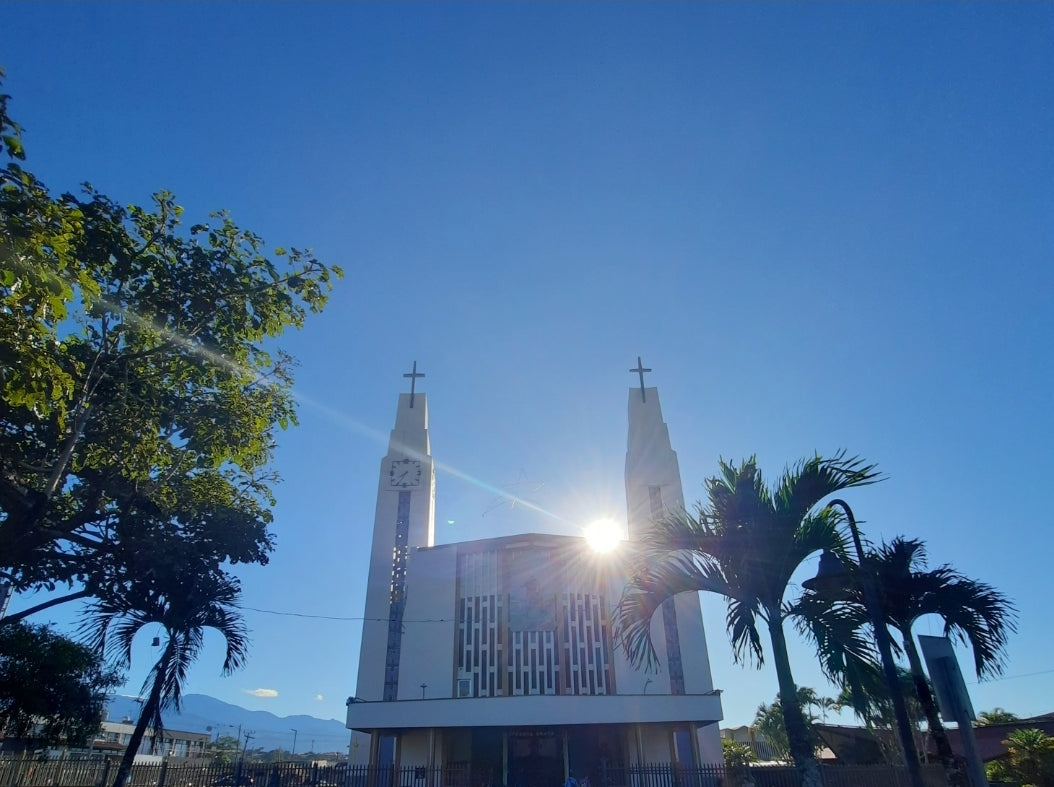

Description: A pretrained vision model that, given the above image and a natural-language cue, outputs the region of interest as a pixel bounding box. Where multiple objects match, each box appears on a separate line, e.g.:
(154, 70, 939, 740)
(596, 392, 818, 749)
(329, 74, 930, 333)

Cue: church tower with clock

(354, 364, 436, 704)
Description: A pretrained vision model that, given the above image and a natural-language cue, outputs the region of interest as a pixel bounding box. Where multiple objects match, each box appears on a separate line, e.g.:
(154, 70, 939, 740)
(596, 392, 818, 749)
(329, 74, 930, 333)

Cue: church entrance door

(507, 729, 563, 787)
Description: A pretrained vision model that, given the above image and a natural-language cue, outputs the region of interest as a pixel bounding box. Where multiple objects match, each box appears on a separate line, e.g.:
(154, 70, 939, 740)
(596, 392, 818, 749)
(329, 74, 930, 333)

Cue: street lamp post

(803, 498, 926, 787)
(290, 729, 298, 758)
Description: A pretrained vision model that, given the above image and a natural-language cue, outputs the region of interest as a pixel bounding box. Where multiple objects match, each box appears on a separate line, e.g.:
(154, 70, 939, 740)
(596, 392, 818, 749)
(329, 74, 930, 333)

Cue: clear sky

(4, 2, 1053, 742)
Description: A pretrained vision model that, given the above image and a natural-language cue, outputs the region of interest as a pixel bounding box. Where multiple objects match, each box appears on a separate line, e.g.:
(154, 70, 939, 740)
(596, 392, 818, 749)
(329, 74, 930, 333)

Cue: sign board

(918, 635, 976, 722)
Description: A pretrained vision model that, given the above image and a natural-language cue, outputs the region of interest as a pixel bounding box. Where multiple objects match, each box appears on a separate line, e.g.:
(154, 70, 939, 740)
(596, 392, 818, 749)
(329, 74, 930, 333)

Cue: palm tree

(986, 728, 1054, 787)
(753, 687, 834, 762)
(826, 665, 932, 766)
(977, 708, 1020, 727)
(803, 537, 1016, 786)
(613, 453, 880, 787)
(82, 567, 249, 787)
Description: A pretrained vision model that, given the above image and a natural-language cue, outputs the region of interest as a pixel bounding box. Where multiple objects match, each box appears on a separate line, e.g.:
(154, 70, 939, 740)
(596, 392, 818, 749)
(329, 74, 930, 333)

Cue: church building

(346, 363, 724, 785)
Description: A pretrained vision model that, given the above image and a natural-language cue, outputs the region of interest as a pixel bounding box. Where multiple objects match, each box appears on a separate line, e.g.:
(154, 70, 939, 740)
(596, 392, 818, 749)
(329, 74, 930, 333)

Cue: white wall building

(90, 720, 211, 760)
(347, 367, 723, 785)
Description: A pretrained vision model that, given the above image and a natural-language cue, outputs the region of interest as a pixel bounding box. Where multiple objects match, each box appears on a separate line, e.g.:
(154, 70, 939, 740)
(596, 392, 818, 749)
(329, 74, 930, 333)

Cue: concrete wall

(638, 725, 673, 763)
(695, 725, 722, 764)
(398, 545, 459, 700)
(348, 693, 723, 731)
(399, 730, 433, 768)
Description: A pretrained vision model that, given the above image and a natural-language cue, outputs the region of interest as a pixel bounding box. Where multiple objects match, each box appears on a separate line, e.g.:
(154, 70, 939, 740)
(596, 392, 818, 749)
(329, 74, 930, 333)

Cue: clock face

(389, 458, 423, 488)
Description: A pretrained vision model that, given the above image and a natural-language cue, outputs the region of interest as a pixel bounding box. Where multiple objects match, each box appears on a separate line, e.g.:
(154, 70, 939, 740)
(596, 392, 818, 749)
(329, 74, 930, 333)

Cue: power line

(966, 667, 1054, 686)
(242, 606, 451, 623)
(241, 606, 1053, 686)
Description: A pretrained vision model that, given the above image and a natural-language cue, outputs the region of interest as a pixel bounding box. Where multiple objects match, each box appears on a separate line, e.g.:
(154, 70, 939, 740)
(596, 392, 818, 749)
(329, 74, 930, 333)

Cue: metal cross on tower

(403, 360, 425, 408)
(630, 356, 651, 403)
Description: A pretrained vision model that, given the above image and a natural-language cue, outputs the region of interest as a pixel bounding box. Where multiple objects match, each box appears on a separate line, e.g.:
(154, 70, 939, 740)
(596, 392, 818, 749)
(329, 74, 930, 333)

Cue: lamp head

(802, 549, 850, 597)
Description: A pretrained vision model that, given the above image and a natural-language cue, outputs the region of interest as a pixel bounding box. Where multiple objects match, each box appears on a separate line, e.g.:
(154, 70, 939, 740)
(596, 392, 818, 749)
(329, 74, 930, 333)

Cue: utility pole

(237, 730, 255, 785)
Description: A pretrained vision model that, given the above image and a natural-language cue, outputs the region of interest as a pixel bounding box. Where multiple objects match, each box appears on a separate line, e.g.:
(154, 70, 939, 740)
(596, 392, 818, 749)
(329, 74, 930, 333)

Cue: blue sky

(4, 2, 1053, 739)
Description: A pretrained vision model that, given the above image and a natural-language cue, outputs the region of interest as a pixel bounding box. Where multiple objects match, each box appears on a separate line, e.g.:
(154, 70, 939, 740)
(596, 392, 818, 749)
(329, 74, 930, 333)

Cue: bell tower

(354, 362, 436, 702)
(624, 357, 722, 762)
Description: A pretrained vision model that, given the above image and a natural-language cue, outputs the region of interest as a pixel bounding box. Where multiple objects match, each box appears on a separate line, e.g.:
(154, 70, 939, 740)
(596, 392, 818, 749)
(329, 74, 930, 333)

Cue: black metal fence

(0, 758, 354, 787)
(0, 758, 950, 787)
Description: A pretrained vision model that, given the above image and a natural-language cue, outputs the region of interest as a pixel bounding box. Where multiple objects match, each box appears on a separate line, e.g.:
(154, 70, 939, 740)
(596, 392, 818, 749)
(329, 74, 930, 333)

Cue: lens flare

(583, 519, 621, 553)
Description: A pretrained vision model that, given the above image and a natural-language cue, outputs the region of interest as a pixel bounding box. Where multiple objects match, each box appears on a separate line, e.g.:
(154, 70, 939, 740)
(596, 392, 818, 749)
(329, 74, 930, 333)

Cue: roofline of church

(417, 530, 617, 554)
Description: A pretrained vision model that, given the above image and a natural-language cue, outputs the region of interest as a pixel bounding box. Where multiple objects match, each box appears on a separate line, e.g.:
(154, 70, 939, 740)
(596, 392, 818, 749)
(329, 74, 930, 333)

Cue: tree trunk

(900, 629, 967, 787)
(111, 649, 170, 787)
(0, 590, 91, 626)
(766, 613, 822, 787)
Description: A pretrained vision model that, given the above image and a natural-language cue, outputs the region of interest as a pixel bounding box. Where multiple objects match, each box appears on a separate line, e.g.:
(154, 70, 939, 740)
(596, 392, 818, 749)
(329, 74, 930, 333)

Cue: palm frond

(726, 595, 765, 667)
(613, 548, 730, 671)
(776, 509, 848, 604)
(860, 538, 1017, 680)
(638, 509, 720, 556)
(197, 602, 249, 674)
(918, 568, 1017, 679)
(791, 592, 878, 716)
(774, 452, 882, 529)
(809, 534, 1017, 685)
(706, 457, 773, 533)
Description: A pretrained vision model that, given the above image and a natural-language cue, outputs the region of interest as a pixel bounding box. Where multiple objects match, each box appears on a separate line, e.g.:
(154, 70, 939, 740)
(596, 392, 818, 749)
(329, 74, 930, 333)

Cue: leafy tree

(753, 688, 832, 762)
(722, 738, 758, 768)
(800, 537, 1016, 786)
(978, 708, 1021, 726)
(812, 693, 839, 724)
(0, 75, 342, 615)
(722, 739, 757, 787)
(822, 666, 933, 766)
(82, 566, 248, 787)
(985, 729, 1054, 787)
(831, 667, 927, 733)
(613, 453, 880, 787)
(753, 699, 792, 763)
(206, 734, 243, 765)
(0, 620, 122, 744)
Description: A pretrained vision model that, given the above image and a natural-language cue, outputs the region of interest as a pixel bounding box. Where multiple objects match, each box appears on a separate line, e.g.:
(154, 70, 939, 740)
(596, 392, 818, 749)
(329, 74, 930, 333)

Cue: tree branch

(0, 588, 91, 626)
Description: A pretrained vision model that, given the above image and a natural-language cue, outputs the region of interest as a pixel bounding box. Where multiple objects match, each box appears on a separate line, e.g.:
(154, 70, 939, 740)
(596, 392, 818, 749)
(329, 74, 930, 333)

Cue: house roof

(939, 716, 1054, 762)
(816, 715, 1054, 765)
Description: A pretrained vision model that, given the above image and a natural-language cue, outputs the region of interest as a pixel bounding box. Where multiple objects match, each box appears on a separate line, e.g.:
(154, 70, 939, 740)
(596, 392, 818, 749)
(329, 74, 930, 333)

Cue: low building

(720, 726, 779, 761)
(89, 719, 211, 760)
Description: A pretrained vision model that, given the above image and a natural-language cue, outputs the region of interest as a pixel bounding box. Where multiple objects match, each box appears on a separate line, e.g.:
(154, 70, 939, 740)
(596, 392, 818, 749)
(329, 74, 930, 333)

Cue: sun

(583, 518, 622, 553)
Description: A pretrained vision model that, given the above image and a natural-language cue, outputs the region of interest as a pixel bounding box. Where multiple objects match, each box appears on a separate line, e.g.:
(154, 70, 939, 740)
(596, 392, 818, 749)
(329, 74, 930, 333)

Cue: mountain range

(105, 694, 357, 755)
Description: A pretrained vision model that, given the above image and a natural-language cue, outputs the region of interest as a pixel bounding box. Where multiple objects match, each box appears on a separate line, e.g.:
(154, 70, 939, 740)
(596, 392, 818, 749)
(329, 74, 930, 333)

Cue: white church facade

(346, 364, 724, 786)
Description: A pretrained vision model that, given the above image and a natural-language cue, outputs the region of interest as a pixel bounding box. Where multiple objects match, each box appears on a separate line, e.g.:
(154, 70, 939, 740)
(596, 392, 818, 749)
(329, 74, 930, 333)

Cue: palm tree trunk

(766, 613, 822, 787)
(111, 651, 170, 787)
(900, 629, 966, 787)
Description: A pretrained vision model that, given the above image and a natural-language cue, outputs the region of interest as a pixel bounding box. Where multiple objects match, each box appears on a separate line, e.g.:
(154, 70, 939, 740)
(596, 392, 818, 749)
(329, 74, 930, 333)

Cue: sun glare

(584, 519, 622, 553)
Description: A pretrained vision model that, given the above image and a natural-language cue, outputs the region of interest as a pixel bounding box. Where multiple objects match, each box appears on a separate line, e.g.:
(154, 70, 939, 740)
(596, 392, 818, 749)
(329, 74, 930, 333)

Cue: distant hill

(105, 694, 357, 755)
